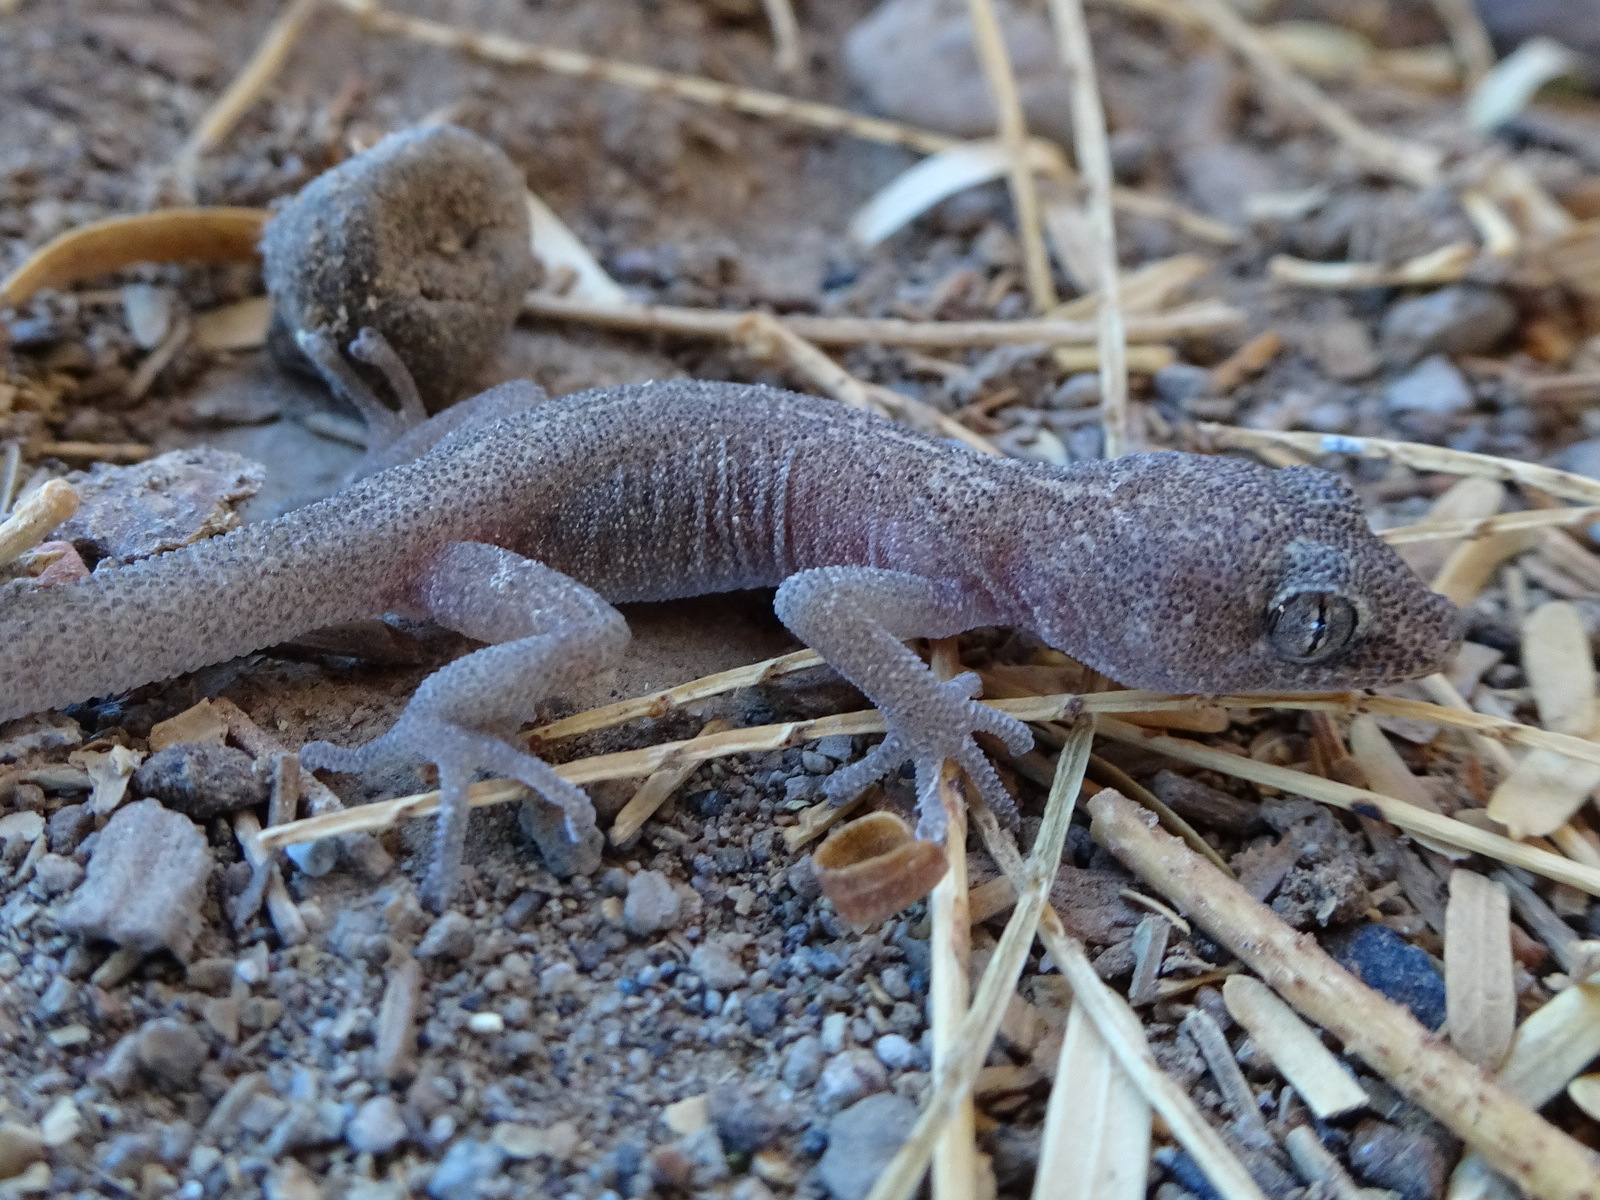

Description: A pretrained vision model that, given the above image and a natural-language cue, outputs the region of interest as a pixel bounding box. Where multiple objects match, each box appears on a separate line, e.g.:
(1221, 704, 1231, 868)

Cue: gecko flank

(0, 344, 1460, 908)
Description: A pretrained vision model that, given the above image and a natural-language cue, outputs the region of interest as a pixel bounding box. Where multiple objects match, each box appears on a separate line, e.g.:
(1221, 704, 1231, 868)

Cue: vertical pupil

(1306, 596, 1327, 653)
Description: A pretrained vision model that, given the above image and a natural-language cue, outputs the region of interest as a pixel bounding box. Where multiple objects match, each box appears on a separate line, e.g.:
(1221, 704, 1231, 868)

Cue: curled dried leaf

(1524, 602, 1597, 736)
(812, 811, 948, 927)
(0, 208, 270, 307)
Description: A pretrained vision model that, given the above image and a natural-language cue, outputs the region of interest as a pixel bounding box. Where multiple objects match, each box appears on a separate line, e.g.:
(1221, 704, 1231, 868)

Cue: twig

(1199, 424, 1600, 508)
(964, 0, 1057, 310)
(928, 641, 978, 1200)
(524, 293, 1245, 348)
(173, 0, 324, 199)
(35, 442, 151, 464)
(1268, 242, 1476, 289)
(731, 313, 1001, 455)
(1427, 0, 1495, 84)
(1182, 0, 1442, 187)
(233, 812, 308, 946)
(863, 720, 1093, 1200)
(0, 480, 78, 569)
(1043, 0, 1127, 455)
(1089, 789, 1600, 1200)
(757, 0, 801, 74)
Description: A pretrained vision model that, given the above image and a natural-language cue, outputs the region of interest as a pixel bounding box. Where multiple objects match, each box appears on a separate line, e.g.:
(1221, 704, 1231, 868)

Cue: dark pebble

(744, 991, 783, 1036)
(1324, 924, 1446, 1029)
(708, 1085, 784, 1155)
(1348, 1120, 1448, 1200)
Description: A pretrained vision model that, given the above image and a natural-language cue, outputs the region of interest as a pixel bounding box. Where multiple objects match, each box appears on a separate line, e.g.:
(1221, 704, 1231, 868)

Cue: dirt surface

(7, 1, 1600, 1199)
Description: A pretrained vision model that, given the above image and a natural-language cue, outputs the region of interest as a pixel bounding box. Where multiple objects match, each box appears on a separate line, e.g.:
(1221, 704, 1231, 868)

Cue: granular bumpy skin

(0, 378, 1461, 906)
(260, 124, 536, 410)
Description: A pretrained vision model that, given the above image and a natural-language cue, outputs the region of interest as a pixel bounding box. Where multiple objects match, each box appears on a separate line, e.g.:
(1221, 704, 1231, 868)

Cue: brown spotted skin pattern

(0, 380, 1460, 905)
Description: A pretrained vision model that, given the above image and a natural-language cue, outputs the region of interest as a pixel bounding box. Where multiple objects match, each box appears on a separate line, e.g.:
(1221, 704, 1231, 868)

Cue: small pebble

(132, 743, 267, 820)
(0, 1124, 45, 1180)
(415, 911, 474, 961)
(346, 1096, 408, 1156)
(744, 991, 783, 1036)
(427, 1139, 507, 1200)
(1348, 1119, 1447, 1200)
(818, 1093, 918, 1200)
(45, 805, 92, 856)
(874, 1034, 918, 1071)
(821, 1012, 850, 1054)
(689, 938, 747, 991)
(29, 853, 83, 898)
(518, 798, 603, 877)
(1152, 363, 1215, 409)
(816, 1049, 888, 1112)
(813, 736, 855, 762)
(782, 1035, 825, 1089)
(466, 1012, 505, 1036)
(1379, 284, 1516, 367)
(709, 1086, 784, 1155)
(540, 961, 581, 995)
(134, 1018, 209, 1088)
(1383, 355, 1473, 435)
(623, 870, 682, 936)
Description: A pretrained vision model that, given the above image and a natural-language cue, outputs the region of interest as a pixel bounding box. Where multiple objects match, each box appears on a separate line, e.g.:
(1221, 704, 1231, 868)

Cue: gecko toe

(822, 735, 906, 805)
(971, 704, 1033, 757)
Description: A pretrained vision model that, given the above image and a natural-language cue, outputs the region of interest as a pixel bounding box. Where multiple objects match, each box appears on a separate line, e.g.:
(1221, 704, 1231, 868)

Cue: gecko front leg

(301, 542, 629, 910)
(773, 566, 1033, 842)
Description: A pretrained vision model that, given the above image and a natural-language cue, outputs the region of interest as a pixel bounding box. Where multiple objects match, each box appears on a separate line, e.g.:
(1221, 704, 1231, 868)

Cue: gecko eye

(1266, 591, 1358, 663)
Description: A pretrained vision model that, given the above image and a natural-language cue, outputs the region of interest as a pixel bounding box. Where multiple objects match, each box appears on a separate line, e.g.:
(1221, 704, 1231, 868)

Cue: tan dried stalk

(524, 294, 1244, 347)
(1042, 0, 1127, 456)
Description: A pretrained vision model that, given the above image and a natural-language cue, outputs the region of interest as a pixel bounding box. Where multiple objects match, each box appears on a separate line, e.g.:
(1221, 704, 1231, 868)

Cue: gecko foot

(822, 672, 1032, 844)
(302, 719, 598, 912)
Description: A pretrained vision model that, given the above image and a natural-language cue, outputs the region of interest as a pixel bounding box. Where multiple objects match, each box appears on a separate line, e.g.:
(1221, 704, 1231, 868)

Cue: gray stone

(346, 1096, 408, 1155)
(818, 1094, 919, 1200)
(709, 1086, 783, 1155)
(874, 1034, 919, 1071)
(1048, 373, 1101, 410)
(1556, 437, 1600, 480)
(135, 1019, 209, 1088)
(813, 736, 856, 762)
(623, 870, 681, 936)
(518, 798, 603, 878)
(1383, 355, 1474, 438)
(1310, 317, 1379, 381)
(689, 939, 746, 991)
(415, 911, 474, 961)
(57, 800, 212, 961)
(816, 1049, 889, 1113)
(1379, 285, 1516, 367)
(132, 744, 268, 820)
(782, 1035, 825, 1089)
(45, 805, 92, 856)
(428, 1139, 507, 1200)
(29, 853, 83, 898)
(1152, 364, 1215, 408)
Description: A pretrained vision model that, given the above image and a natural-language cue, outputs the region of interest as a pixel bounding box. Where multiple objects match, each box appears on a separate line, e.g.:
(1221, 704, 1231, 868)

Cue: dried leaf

(1467, 36, 1583, 132)
(1394, 476, 1504, 581)
(1445, 871, 1515, 1070)
(1222, 975, 1369, 1118)
(1431, 528, 1540, 608)
(1497, 982, 1600, 1107)
(1488, 747, 1600, 839)
(149, 701, 230, 753)
(71, 746, 146, 816)
(0, 208, 269, 307)
(1567, 1073, 1600, 1121)
(812, 811, 948, 927)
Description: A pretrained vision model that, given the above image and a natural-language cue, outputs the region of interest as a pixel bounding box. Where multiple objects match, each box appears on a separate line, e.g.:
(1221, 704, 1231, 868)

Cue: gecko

(0, 330, 1461, 910)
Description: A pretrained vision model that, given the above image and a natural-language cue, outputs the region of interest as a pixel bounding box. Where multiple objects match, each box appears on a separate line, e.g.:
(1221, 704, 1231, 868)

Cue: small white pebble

(466, 1012, 505, 1035)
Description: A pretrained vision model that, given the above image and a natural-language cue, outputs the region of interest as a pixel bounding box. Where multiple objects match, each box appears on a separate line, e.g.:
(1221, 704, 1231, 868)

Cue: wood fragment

(232, 812, 306, 947)
(1268, 242, 1475, 288)
(1126, 914, 1169, 1007)
(1380, 506, 1595, 548)
(1445, 870, 1516, 1071)
(0, 480, 78, 569)
(1090, 789, 1600, 1200)
(0, 209, 269, 307)
(1427, 0, 1495, 84)
(1223, 975, 1369, 1119)
(1209, 330, 1284, 394)
(756, 0, 801, 74)
(34, 442, 152, 464)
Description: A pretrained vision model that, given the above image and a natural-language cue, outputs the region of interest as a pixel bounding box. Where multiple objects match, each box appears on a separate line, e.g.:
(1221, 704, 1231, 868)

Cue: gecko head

(1025, 454, 1462, 694)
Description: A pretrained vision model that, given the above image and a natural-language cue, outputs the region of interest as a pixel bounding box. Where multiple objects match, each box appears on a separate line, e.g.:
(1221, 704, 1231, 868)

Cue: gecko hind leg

(301, 542, 629, 911)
